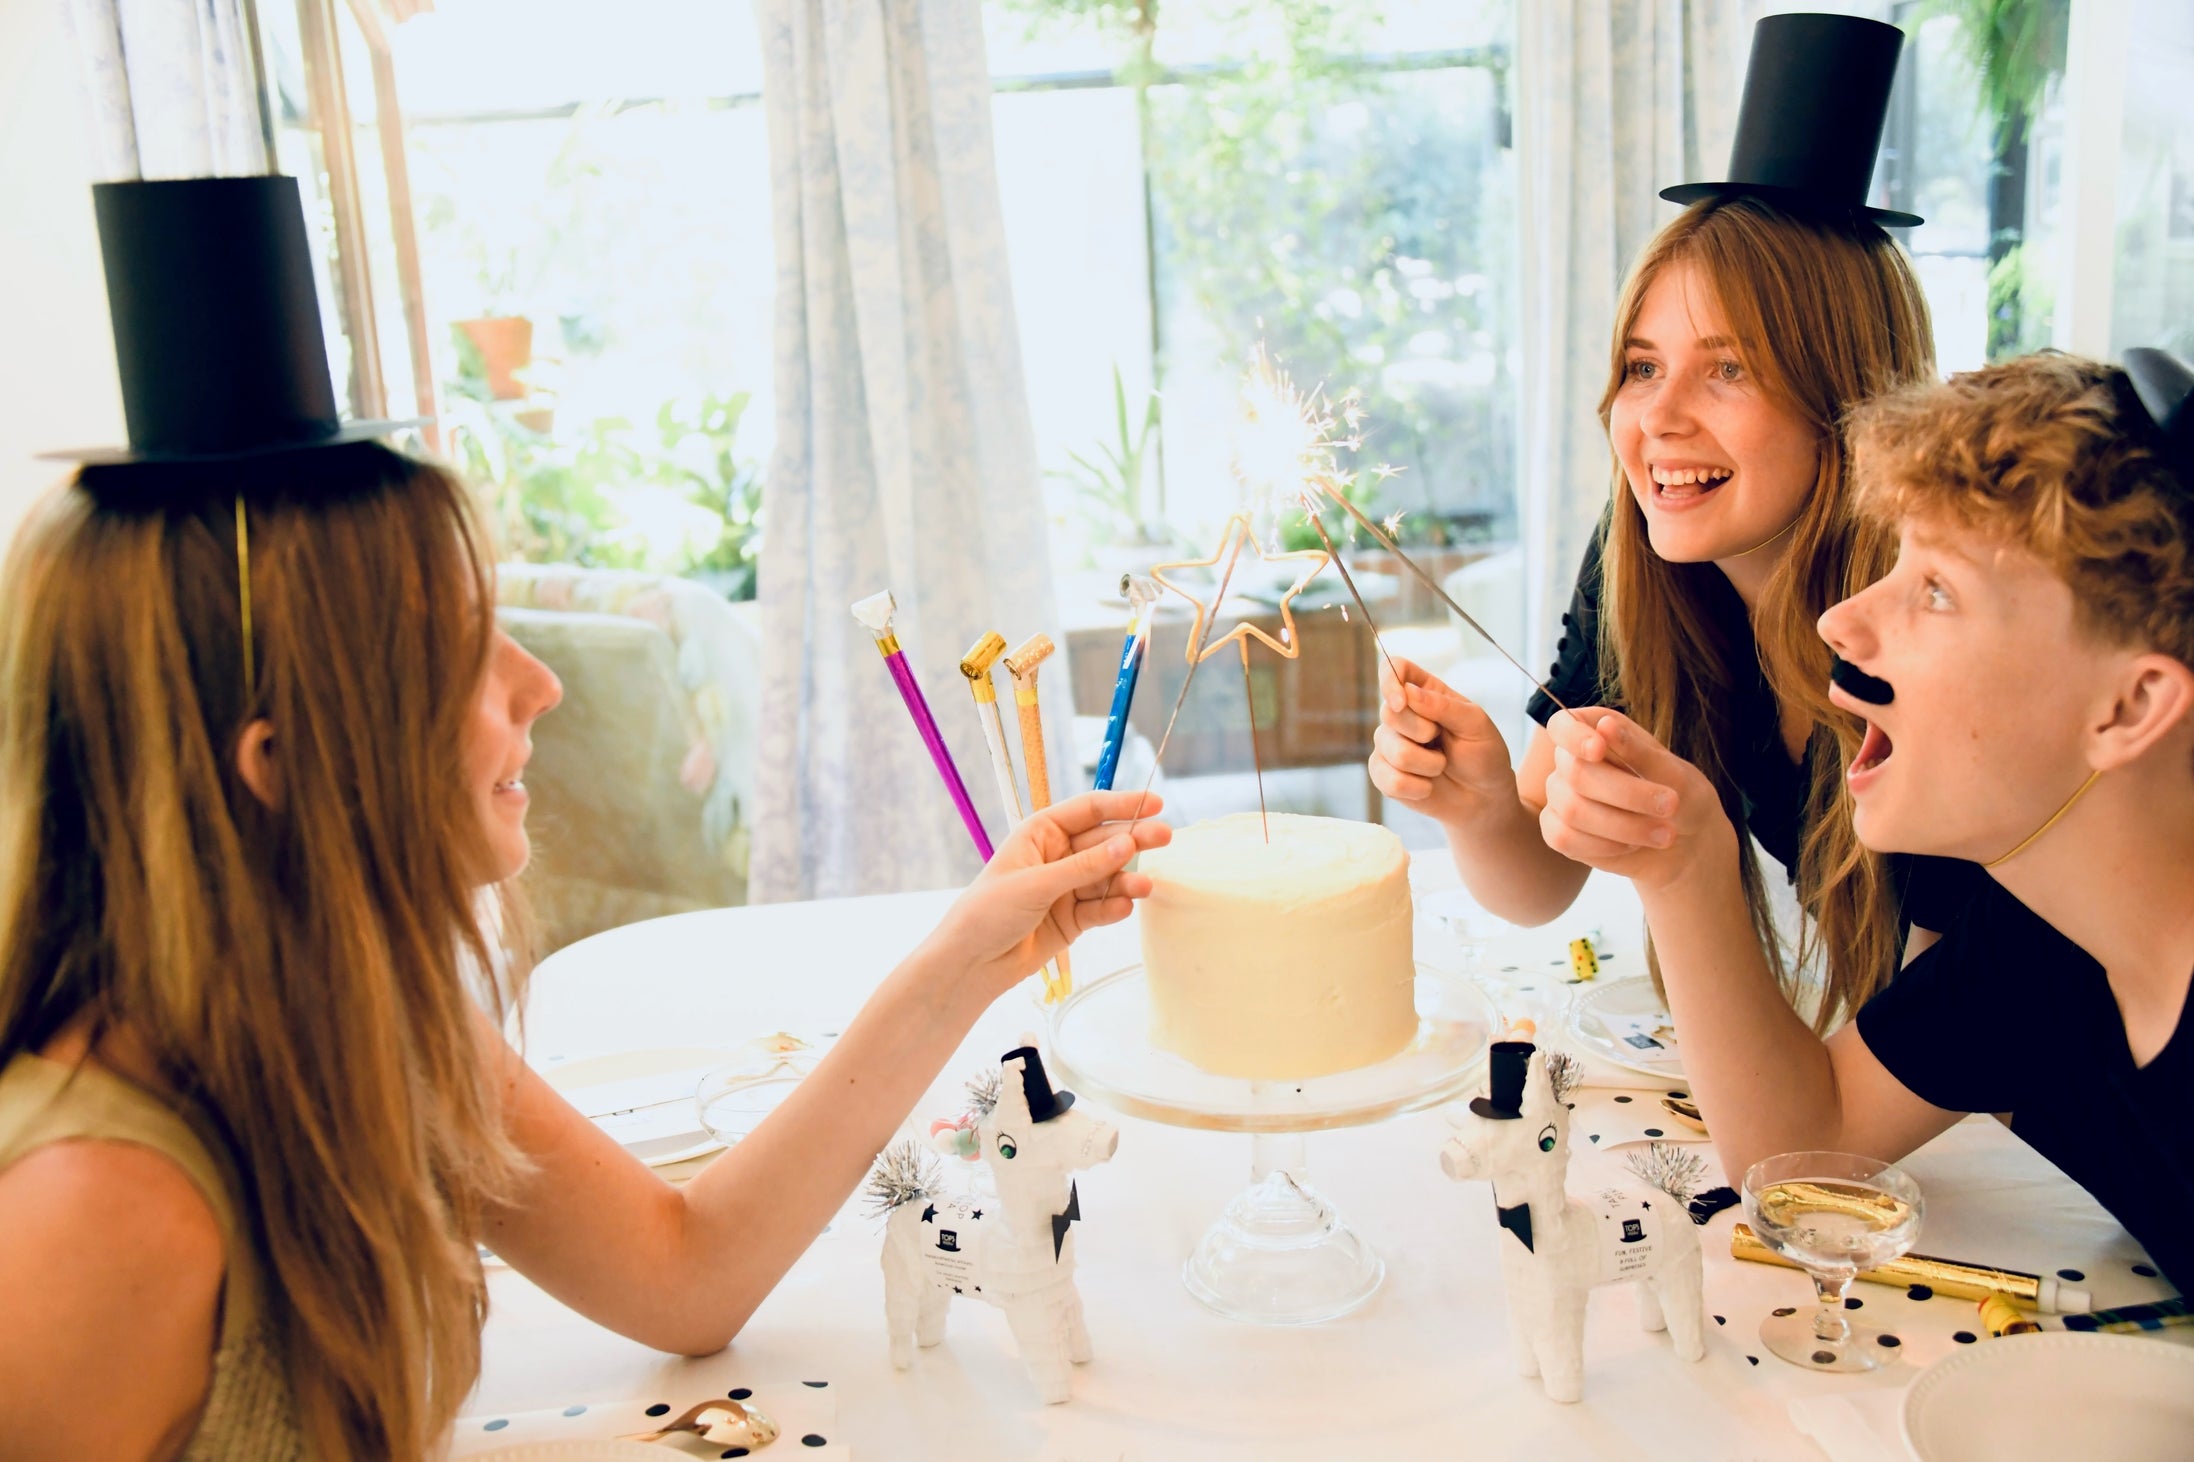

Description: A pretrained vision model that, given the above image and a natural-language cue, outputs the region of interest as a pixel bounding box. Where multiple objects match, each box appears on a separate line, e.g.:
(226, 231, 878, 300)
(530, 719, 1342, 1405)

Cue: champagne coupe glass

(1420, 889, 1513, 976)
(1742, 1151, 1924, 1373)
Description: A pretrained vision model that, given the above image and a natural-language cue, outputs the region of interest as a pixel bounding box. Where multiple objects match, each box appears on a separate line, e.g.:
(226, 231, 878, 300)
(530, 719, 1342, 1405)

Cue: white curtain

(749, 0, 1067, 902)
(1513, 0, 1745, 672)
(62, 0, 266, 183)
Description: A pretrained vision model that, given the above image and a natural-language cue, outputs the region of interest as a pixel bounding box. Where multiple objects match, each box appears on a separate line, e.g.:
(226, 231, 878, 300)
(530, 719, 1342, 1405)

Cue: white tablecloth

(463, 856, 2169, 1459)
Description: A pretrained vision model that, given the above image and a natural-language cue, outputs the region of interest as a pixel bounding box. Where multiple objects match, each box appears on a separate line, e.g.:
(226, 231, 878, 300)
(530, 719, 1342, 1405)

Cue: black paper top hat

(1661, 13, 1921, 230)
(43, 175, 419, 466)
(2126, 348, 2194, 494)
(1469, 1040, 1535, 1122)
(1003, 1045, 1075, 1123)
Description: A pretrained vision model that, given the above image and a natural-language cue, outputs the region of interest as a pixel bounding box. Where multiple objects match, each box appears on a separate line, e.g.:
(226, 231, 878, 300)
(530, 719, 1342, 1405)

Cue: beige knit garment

(0, 1052, 306, 1460)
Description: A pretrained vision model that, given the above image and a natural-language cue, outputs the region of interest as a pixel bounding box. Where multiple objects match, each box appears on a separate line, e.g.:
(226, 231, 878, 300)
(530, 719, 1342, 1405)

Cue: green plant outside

(448, 337, 765, 599)
(1005, 0, 1517, 552)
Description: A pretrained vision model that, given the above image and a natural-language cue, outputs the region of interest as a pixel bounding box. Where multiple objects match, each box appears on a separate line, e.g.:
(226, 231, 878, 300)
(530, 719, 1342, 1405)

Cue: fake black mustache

(1829, 655, 1894, 706)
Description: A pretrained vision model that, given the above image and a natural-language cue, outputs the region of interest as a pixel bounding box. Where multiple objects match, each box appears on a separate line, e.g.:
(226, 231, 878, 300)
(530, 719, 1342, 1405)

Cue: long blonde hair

(0, 443, 526, 1458)
(1596, 198, 1935, 1028)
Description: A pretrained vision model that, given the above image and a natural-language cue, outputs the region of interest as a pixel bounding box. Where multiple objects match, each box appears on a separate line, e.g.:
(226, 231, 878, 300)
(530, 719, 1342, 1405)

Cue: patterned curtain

(62, 0, 266, 183)
(1513, 0, 1744, 673)
(748, 0, 1067, 901)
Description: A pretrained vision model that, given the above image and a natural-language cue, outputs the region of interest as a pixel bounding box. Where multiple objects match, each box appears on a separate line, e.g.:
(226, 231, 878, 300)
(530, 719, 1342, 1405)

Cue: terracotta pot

(455, 315, 533, 401)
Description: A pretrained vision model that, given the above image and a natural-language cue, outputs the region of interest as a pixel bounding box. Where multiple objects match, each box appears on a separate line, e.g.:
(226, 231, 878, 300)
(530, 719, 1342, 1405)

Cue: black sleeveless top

(1524, 525, 1983, 933)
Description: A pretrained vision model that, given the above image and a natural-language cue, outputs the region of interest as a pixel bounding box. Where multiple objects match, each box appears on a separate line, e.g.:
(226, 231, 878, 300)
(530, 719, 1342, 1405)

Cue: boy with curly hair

(1581, 349, 2194, 1289)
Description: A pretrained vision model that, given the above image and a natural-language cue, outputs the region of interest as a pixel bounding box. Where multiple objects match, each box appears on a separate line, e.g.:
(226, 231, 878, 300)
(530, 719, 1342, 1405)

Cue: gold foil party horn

(960, 633, 1024, 834)
(1005, 634, 1069, 1002)
(1980, 1292, 2042, 1337)
(1731, 1224, 2094, 1313)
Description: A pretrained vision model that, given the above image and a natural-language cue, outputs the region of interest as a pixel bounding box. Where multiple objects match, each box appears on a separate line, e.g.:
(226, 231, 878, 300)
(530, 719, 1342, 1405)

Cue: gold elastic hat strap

(1985, 768, 2102, 869)
(234, 494, 255, 692)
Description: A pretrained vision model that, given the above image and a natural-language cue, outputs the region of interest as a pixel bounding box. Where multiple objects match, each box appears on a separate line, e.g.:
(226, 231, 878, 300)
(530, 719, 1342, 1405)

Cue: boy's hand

(1368, 657, 1518, 828)
(925, 791, 1172, 997)
(1538, 709, 1736, 892)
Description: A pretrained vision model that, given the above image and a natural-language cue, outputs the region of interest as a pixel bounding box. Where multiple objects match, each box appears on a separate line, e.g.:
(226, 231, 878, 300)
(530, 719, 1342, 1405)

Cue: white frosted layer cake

(1137, 812, 1416, 1079)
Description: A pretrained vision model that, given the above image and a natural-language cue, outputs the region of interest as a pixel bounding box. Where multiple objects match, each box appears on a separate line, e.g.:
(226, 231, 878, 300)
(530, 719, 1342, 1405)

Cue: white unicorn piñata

(1440, 1039, 1707, 1402)
(866, 1045, 1118, 1404)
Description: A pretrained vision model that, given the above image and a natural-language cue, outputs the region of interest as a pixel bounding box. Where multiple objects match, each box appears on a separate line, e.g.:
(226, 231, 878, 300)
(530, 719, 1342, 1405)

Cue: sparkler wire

(1130, 524, 1247, 828)
(1304, 510, 1399, 688)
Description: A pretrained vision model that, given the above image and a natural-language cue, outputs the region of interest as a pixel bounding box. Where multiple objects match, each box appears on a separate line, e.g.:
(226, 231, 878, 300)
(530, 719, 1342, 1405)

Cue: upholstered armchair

(495, 564, 760, 954)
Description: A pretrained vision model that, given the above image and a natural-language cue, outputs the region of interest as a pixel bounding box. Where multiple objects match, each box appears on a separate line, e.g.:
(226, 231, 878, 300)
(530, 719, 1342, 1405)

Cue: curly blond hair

(1847, 351, 2194, 667)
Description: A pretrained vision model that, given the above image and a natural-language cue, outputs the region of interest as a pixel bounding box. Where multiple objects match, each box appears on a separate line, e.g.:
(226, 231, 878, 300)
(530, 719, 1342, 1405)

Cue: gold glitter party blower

(1004, 634, 1071, 1003)
(959, 632, 1024, 833)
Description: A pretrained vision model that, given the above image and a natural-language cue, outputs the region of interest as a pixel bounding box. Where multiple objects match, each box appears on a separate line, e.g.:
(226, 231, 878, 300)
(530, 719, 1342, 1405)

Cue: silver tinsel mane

(864, 1138, 943, 1219)
(963, 1067, 1003, 1119)
(1624, 1141, 1707, 1205)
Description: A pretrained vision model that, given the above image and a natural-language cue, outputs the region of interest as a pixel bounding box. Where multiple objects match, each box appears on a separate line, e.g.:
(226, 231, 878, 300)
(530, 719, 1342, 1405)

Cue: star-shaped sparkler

(1149, 515, 1332, 666)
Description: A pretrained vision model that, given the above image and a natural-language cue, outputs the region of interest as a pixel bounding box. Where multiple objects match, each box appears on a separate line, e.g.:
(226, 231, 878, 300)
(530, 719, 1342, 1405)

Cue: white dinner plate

(1901, 1332, 2194, 1462)
(1562, 975, 1686, 1079)
(540, 1047, 731, 1167)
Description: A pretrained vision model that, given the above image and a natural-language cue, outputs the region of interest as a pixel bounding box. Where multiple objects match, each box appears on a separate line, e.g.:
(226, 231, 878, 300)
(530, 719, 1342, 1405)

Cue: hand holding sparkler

(1368, 656, 1524, 827)
(1539, 708, 1735, 893)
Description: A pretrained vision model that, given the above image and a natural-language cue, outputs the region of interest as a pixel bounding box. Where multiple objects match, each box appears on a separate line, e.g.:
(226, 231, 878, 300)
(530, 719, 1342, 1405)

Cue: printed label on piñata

(1593, 1189, 1663, 1282)
(918, 1194, 987, 1295)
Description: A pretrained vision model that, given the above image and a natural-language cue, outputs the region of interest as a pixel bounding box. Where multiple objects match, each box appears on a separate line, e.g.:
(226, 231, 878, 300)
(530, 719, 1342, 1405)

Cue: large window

(250, 0, 2181, 929)
(990, 0, 1517, 580)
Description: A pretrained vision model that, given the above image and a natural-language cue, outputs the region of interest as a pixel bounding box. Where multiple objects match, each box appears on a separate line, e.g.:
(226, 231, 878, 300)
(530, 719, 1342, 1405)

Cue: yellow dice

(1568, 936, 1599, 981)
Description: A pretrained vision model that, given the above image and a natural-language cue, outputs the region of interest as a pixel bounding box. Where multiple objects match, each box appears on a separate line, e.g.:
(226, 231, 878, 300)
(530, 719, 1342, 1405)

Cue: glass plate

(1048, 962, 1496, 1132)
(1563, 974, 1687, 1078)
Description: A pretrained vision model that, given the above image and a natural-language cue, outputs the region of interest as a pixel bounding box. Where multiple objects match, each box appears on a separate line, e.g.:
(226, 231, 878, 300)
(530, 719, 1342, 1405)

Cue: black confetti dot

(1668, 1091, 1688, 1100)
(1614, 1095, 1633, 1104)
(1844, 1296, 1863, 1309)
(2134, 1264, 2159, 1278)
(1565, 1102, 1576, 1110)
(1588, 1133, 1601, 1143)
(2057, 1268, 2085, 1282)
(1519, 985, 1536, 993)
(1877, 1334, 1901, 1348)
(1746, 1355, 1759, 1366)
(820, 1031, 840, 1038)
(1501, 965, 1519, 972)
(803, 1380, 829, 1388)
(1772, 1307, 1797, 1317)
(1714, 1315, 1726, 1325)
(722, 1451, 749, 1459)
(1907, 1284, 1934, 1300)
(1954, 1331, 1977, 1344)
(1643, 1128, 1664, 1138)
(802, 1435, 829, 1448)
(646, 1404, 671, 1418)
(1811, 1350, 1837, 1366)
(483, 1420, 509, 1432)
(728, 1388, 753, 1400)
(1549, 959, 1565, 966)
(562, 1404, 587, 1417)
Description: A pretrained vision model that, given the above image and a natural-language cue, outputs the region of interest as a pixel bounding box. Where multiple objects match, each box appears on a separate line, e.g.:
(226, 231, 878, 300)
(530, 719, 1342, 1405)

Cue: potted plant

(1050, 364, 1172, 576)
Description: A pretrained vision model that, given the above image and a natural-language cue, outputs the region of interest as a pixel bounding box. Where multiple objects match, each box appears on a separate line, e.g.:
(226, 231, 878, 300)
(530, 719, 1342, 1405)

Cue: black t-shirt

(1856, 877, 2194, 1290)
(1524, 525, 1983, 932)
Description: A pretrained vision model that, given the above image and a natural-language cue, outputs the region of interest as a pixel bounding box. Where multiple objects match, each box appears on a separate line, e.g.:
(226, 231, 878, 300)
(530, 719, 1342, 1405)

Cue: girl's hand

(1539, 709, 1737, 892)
(925, 791, 1173, 996)
(1368, 657, 1518, 828)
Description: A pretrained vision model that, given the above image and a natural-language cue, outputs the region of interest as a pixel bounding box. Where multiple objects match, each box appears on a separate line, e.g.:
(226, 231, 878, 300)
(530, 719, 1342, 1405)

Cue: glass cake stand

(1048, 962, 1496, 1325)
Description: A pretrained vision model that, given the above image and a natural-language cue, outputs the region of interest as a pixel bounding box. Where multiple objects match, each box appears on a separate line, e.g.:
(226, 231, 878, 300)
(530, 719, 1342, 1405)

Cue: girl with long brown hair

(1369, 15, 1977, 1027)
(0, 179, 1171, 1461)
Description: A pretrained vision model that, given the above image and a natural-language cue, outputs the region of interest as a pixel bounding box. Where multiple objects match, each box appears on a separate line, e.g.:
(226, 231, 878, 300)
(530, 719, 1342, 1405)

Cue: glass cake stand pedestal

(1048, 962, 1496, 1326)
